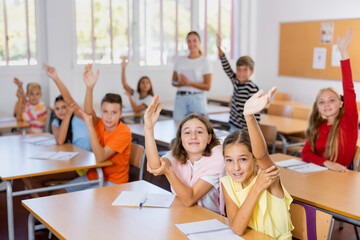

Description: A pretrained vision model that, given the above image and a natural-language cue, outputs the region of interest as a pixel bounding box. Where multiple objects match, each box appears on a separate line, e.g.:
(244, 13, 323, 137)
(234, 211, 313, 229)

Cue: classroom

(1, 0, 360, 239)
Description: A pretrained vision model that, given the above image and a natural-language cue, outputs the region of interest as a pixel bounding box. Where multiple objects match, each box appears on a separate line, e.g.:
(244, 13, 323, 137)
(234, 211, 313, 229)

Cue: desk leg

(96, 167, 104, 187)
(28, 214, 35, 240)
(5, 180, 14, 240)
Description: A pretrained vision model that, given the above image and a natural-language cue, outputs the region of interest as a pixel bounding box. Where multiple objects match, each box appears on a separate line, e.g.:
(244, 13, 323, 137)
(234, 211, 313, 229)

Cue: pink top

(165, 145, 226, 214)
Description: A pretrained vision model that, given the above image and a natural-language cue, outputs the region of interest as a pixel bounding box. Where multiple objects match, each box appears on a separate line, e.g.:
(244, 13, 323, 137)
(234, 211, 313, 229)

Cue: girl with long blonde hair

(301, 27, 358, 172)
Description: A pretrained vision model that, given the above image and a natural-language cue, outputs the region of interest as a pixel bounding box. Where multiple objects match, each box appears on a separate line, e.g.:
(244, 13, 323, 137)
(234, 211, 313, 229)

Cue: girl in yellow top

(221, 87, 293, 239)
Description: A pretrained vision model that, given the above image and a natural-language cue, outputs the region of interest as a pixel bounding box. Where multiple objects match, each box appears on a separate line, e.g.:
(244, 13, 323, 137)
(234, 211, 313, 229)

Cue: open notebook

(275, 159, 327, 173)
(112, 191, 175, 208)
(176, 219, 243, 240)
(30, 152, 79, 161)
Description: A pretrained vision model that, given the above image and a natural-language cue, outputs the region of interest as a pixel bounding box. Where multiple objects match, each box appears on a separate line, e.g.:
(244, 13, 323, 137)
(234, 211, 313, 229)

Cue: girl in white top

(172, 31, 212, 121)
(144, 95, 226, 214)
(121, 56, 154, 113)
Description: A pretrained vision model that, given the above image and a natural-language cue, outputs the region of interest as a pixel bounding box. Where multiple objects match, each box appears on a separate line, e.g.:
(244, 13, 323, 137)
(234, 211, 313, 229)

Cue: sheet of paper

(331, 44, 341, 67)
(287, 163, 327, 173)
(142, 194, 175, 208)
(275, 159, 306, 168)
(313, 47, 327, 69)
(0, 117, 16, 123)
(112, 191, 175, 208)
(112, 191, 148, 207)
(176, 219, 243, 240)
(22, 136, 55, 144)
(30, 151, 79, 161)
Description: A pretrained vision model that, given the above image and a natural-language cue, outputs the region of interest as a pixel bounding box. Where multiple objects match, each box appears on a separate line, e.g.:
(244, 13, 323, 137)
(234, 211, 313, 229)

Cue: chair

(274, 92, 293, 102)
(267, 103, 294, 118)
(352, 146, 360, 172)
(259, 123, 278, 154)
(44, 108, 56, 134)
(292, 106, 311, 121)
(290, 201, 334, 240)
(129, 143, 146, 181)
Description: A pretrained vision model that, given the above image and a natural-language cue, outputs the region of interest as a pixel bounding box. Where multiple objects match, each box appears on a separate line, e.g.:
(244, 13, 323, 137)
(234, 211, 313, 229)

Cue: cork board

(278, 19, 360, 81)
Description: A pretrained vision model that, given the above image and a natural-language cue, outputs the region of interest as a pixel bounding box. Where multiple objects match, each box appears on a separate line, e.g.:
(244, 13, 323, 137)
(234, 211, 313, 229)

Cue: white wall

(255, 0, 360, 104)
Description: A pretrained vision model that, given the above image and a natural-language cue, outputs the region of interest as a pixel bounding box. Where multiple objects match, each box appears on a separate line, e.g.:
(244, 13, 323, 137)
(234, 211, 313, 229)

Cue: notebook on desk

(112, 191, 175, 208)
(275, 159, 327, 173)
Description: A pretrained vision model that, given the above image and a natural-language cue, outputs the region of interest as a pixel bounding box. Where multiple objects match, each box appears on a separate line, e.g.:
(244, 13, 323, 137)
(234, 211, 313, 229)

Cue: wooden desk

(208, 113, 308, 153)
(23, 180, 273, 240)
(208, 113, 308, 135)
(271, 153, 360, 226)
(0, 111, 30, 134)
(160, 101, 230, 116)
(207, 96, 231, 106)
(0, 134, 112, 240)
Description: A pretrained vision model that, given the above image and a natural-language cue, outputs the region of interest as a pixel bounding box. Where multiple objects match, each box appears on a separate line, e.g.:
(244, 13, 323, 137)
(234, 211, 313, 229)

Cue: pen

(139, 198, 148, 207)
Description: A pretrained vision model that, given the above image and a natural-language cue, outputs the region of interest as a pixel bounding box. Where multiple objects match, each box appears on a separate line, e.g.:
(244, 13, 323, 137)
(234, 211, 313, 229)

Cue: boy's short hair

(26, 83, 41, 92)
(101, 93, 122, 110)
(236, 56, 254, 71)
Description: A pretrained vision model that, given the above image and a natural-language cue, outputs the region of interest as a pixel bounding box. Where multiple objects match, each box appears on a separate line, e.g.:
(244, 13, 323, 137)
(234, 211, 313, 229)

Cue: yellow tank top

(221, 175, 294, 240)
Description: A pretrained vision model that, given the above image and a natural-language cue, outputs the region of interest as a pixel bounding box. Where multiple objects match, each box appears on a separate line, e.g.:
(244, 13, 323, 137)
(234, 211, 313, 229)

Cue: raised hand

(147, 157, 172, 176)
(13, 78, 23, 88)
(338, 27, 352, 60)
(144, 95, 162, 130)
(43, 63, 59, 80)
(254, 165, 280, 193)
(121, 56, 128, 69)
(83, 64, 100, 89)
(243, 87, 277, 116)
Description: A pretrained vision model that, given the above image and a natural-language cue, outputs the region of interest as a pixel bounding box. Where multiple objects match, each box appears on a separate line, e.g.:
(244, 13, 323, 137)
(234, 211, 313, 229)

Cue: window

(199, 0, 233, 60)
(139, 0, 191, 66)
(75, 0, 132, 64)
(75, 0, 236, 66)
(0, 0, 37, 66)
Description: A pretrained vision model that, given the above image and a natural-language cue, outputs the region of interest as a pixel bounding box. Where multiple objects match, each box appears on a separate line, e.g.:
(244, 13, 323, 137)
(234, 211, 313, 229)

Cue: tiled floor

(0, 179, 358, 240)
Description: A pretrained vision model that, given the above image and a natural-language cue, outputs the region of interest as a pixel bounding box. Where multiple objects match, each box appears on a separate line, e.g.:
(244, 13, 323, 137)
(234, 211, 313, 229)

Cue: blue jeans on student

(173, 91, 207, 122)
(65, 174, 116, 192)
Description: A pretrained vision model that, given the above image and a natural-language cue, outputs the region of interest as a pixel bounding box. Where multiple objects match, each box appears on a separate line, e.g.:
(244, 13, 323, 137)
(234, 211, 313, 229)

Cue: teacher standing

(172, 31, 212, 122)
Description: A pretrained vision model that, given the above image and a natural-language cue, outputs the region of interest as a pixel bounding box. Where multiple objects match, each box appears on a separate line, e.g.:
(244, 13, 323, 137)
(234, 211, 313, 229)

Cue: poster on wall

(331, 44, 341, 67)
(320, 22, 334, 44)
(313, 47, 327, 69)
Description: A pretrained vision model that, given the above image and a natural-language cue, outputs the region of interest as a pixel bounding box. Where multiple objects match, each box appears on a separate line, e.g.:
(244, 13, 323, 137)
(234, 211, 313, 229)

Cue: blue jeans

(65, 174, 116, 192)
(173, 92, 207, 122)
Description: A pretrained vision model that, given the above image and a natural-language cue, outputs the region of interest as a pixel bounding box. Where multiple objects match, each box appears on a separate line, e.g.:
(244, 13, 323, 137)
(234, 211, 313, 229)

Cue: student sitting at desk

(221, 87, 293, 239)
(13, 79, 47, 134)
(121, 56, 154, 113)
(55, 64, 132, 193)
(302, 27, 358, 172)
(144, 95, 226, 214)
(217, 33, 259, 131)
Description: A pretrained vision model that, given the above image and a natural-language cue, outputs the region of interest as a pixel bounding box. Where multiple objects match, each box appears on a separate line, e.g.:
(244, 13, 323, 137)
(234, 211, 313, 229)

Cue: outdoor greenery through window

(75, 0, 132, 64)
(0, 0, 37, 66)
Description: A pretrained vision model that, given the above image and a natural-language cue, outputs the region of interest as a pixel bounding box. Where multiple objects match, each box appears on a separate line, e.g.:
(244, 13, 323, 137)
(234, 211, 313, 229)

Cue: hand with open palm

(83, 64, 100, 89)
(144, 95, 162, 130)
(243, 87, 277, 116)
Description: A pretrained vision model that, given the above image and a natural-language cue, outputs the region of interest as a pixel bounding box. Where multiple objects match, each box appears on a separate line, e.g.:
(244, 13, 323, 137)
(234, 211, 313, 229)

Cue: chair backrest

(290, 201, 334, 240)
(292, 106, 311, 120)
(44, 108, 56, 134)
(274, 92, 293, 102)
(259, 123, 278, 154)
(267, 104, 294, 118)
(352, 146, 360, 172)
(129, 143, 146, 180)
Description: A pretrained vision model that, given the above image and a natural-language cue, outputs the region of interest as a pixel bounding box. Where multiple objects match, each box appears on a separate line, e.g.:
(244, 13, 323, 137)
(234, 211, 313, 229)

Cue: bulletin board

(278, 19, 360, 81)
